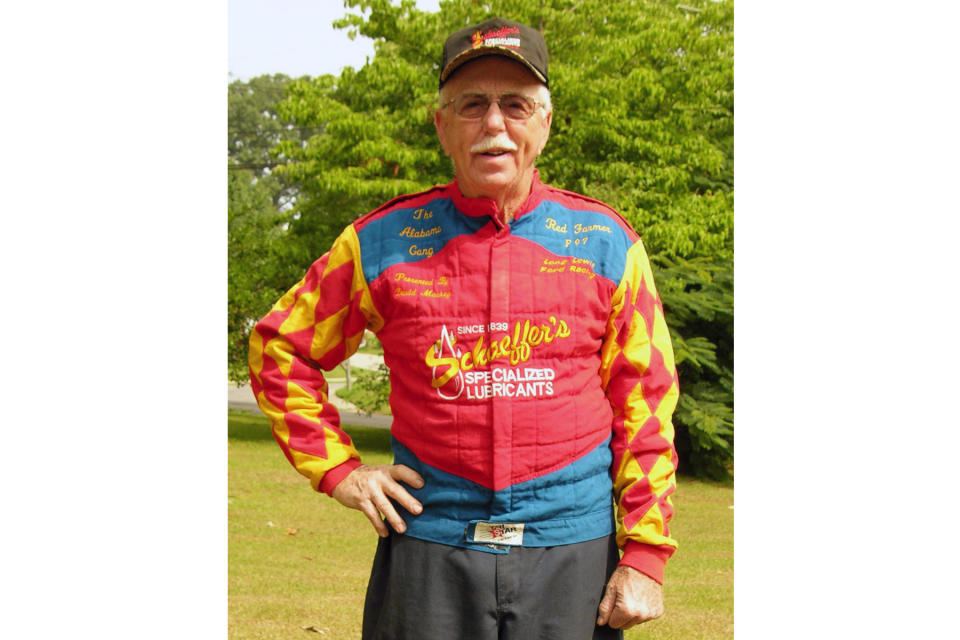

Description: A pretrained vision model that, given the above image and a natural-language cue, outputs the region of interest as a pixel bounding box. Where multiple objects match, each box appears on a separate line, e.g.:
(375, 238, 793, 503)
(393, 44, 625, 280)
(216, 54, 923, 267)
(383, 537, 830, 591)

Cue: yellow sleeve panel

(248, 225, 383, 494)
(601, 240, 680, 583)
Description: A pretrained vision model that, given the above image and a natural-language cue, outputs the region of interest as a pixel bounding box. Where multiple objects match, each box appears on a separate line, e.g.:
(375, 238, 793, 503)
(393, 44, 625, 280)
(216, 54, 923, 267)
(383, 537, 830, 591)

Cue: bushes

(336, 364, 391, 416)
(654, 255, 734, 479)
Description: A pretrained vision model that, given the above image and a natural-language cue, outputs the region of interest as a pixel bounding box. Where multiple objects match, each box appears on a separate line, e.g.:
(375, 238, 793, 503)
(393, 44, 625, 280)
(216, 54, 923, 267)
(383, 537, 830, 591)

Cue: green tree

(267, 0, 734, 477)
(228, 170, 297, 383)
(654, 254, 733, 480)
(228, 73, 309, 210)
(228, 74, 313, 383)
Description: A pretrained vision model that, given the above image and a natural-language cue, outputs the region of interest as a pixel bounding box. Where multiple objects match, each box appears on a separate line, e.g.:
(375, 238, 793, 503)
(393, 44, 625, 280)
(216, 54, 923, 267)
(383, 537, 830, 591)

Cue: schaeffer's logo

(425, 317, 570, 400)
(471, 25, 522, 49)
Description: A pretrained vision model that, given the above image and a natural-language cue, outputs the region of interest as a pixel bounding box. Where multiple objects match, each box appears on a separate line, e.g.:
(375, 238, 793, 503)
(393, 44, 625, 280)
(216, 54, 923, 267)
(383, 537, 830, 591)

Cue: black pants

(362, 534, 623, 640)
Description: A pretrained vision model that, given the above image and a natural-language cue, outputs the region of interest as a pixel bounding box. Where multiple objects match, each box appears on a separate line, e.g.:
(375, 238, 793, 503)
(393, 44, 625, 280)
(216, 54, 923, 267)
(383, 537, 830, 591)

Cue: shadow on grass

(228, 409, 393, 455)
(342, 424, 392, 455)
(228, 410, 274, 441)
(676, 471, 734, 489)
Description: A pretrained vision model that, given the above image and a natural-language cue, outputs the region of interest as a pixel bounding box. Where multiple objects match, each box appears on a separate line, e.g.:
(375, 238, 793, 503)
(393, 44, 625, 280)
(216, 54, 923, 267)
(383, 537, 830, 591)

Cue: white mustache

(470, 135, 518, 154)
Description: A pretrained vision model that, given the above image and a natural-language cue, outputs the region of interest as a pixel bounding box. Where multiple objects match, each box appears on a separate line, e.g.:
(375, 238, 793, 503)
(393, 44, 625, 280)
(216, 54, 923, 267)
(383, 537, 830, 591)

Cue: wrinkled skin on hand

(596, 565, 664, 629)
(331, 464, 425, 537)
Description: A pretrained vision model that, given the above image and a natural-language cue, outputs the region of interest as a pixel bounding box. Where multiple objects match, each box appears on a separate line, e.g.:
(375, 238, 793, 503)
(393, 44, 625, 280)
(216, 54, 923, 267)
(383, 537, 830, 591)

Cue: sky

(229, 0, 441, 81)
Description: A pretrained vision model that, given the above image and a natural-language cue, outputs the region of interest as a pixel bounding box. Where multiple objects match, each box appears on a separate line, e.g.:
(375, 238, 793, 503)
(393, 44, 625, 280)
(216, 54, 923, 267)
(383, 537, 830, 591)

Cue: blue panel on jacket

(391, 436, 615, 551)
(511, 201, 632, 284)
(357, 197, 488, 283)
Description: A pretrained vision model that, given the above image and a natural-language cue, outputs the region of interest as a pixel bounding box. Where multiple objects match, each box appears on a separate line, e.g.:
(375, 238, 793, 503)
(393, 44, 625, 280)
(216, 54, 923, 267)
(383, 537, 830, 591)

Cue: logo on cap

(472, 25, 522, 50)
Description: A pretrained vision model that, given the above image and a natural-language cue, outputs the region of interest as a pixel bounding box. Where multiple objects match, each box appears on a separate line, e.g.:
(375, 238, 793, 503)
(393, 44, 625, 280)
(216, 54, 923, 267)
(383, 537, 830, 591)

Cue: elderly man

(249, 17, 679, 640)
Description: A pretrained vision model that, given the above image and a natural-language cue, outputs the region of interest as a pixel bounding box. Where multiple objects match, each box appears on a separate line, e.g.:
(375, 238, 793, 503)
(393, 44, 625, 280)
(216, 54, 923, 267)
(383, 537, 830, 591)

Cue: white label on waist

(472, 522, 525, 546)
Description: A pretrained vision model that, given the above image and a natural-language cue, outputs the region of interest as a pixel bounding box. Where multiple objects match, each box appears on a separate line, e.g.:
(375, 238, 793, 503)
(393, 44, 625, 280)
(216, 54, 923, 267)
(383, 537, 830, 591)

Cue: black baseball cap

(439, 18, 549, 88)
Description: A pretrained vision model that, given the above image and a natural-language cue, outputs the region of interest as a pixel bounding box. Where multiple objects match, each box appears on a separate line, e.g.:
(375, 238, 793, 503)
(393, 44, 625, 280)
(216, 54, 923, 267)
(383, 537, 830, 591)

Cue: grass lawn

(228, 410, 732, 639)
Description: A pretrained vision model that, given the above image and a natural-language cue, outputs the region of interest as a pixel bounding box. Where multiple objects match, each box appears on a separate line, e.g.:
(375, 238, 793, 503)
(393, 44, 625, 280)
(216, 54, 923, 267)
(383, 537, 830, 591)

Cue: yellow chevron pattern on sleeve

(249, 225, 383, 491)
(601, 240, 680, 559)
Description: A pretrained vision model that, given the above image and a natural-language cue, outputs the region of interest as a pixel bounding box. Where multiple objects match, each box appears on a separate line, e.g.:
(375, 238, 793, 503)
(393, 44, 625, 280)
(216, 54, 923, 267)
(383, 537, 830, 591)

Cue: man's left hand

(596, 565, 664, 629)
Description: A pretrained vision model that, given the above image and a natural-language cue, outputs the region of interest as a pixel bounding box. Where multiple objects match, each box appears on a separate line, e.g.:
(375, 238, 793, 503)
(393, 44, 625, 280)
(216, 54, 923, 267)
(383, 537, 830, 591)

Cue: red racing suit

(249, 173, 680, 583)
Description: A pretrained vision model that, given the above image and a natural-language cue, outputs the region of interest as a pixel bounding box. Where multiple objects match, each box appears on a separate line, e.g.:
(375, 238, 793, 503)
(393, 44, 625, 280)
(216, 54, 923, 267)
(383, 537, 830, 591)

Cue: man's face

(434, 57, 553, 202)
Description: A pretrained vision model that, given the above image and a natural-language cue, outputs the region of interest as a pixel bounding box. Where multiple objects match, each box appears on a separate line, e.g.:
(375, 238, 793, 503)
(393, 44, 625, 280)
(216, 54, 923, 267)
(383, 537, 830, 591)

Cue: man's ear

(434, 109, 450, 156)
(538, 109, 553, 155)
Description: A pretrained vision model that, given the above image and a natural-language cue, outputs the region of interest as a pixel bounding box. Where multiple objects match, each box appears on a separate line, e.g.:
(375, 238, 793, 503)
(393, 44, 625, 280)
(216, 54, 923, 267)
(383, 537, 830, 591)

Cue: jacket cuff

(618, 540, 676, 585)
(318, 458, 363, 496)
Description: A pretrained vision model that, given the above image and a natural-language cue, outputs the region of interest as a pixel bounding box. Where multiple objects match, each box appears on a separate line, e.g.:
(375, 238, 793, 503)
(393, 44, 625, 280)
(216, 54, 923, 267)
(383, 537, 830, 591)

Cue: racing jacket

(249, 172, 680, 583)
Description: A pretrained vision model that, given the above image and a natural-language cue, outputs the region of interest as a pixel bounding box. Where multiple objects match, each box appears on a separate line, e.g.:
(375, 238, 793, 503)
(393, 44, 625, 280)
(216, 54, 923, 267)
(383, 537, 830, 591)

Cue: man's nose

(481, 100, 506, 132)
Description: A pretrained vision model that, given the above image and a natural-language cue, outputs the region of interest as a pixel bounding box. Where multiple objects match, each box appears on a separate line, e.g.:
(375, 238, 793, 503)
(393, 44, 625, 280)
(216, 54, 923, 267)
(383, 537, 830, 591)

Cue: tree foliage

(228, 73, 310, 209)
(228, 74, 310, 383)
(337, 364, 393, 417)
(654, 254, 733, 479)
(232, 0, 734, 477)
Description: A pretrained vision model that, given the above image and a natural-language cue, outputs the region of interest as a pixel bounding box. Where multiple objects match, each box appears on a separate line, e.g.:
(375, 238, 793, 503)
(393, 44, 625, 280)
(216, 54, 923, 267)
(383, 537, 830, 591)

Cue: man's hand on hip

(596, 565, 664, 629)
(331, 464, 425, 537)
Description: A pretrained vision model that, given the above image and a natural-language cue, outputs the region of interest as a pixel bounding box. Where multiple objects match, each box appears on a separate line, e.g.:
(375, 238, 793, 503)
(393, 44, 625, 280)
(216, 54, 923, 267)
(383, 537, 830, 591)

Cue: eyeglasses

(440, 93, 547, 121)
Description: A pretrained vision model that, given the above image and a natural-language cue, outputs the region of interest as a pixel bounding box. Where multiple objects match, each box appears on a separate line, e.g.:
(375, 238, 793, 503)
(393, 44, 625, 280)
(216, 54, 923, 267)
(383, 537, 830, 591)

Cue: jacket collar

(446, 170, 546, 224)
